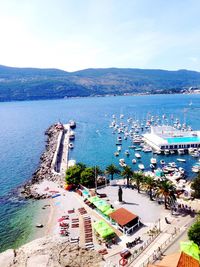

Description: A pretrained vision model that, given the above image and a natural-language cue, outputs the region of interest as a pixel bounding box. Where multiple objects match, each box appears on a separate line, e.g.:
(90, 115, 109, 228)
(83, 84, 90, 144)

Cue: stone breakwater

(21, 124, 63, 199)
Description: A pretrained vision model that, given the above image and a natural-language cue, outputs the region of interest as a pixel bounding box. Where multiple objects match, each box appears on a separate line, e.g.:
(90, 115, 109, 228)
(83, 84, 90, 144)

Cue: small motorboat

(164, 149, 170, 155)
(135, 153, 141, 159)
(114, 152, 119, 157)
(117, 146, 122, 152)
(150, 164, 155, 169)
(135, 147, 142, 151)
(119, 159, 127, 167)
(129, 145, 136, 149)
(132, 159, 137, 164)
(160, 160, 165, 165)
(125, 150, 130, 156)
(150, 158, 157, 164)
(69, 131, 75, 140)
(117, 136, 122, 142)
(138, 164, 145, 171)
(177, 158, 186, 162)
(69, 143, 74, 149)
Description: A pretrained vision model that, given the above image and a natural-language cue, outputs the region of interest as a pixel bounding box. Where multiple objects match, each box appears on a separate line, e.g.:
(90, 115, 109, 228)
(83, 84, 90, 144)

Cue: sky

(0, 0, 200, 72)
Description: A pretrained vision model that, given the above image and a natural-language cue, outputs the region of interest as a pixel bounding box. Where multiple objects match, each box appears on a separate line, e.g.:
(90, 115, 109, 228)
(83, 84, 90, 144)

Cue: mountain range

(0, 65, 200, 101)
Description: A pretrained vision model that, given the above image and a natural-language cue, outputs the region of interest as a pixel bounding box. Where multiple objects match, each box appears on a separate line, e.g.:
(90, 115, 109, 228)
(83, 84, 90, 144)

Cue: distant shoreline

(0, 91, 199, 104)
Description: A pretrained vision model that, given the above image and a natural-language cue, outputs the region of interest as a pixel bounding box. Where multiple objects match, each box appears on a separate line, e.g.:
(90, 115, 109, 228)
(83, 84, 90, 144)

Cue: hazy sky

(0, 0, 200, 71)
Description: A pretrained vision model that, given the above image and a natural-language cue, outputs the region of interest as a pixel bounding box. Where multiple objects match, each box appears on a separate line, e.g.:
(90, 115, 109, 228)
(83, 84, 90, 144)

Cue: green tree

(80, 167, 95, 188)
(121, 166, 133, 187)
(65, 163, 86, 185)
(188, 216, 200, 246)
(105, 164, 120, 180)
(144, 175, 156, 200)
(191, 175, 200, 199)
(157, 180, 176, 209)
(131, 172, 144, 193)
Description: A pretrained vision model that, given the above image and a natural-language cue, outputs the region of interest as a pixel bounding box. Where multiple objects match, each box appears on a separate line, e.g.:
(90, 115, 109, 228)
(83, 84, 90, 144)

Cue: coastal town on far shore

(7, 113, 199, 267)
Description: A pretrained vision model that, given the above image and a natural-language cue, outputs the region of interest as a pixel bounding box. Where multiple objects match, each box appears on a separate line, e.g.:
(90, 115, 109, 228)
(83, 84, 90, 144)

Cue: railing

(138, 227, 181, 267)
(125, 231, 161, 266)
(104, 228, 161, 267)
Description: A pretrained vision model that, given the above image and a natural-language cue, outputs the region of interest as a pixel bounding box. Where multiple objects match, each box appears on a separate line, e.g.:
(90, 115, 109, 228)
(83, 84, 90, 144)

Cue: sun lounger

(70, 240, 79, 244)
(68, 209, 75, 214)
(85, 244, 94, 249)
(85, 239, 93, 243)
(85, 242, 93, 246)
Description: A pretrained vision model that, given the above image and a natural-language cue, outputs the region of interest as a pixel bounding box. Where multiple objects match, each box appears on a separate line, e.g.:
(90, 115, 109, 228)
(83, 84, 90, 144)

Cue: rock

(0, 249, 15, 267)
(2, 235, 104, 267)
(27, 254, 50, 267)
(21, 124, 63, 199)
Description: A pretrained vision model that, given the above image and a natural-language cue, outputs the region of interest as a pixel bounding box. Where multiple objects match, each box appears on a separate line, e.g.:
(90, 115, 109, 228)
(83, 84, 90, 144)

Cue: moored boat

(178, 148, 185, 155)
(69, 143, 74, 149)
(69, 120, 76, 129)
(150, 158, 157, 164)
(69, 131, 75, 140)
(138, 164, 145, 170)
(125, 150, 130, 156)
(177, 158, 186, 162)
(135, 153, 141, 158)
(132, 159, 137, 164)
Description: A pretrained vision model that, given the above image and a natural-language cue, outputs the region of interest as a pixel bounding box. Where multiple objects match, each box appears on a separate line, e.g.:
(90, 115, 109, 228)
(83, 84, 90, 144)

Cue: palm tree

(157, 180, 176, 209)
(144, 176, 156, 200)
(121, 166, 133, 187)
(105, 164, 120, 180)
(131, 172, 144, 193)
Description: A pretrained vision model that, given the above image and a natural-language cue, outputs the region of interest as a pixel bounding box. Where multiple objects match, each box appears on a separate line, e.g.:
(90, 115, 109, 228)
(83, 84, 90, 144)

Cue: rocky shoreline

(0, 235, 103, 267)
(20, 124, 63, 199)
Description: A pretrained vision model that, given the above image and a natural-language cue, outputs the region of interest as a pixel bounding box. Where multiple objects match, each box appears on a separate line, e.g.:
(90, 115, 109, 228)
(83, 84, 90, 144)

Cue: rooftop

(109, 207, 138, 227)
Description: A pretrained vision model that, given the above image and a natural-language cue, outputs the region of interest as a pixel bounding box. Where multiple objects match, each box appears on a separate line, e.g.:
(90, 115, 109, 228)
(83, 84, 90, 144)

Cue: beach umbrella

(180, 241, 200, 262)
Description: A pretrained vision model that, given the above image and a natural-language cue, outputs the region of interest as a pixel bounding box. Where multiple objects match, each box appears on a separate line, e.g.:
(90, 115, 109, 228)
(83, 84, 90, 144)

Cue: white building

(143, 126, 200, 152)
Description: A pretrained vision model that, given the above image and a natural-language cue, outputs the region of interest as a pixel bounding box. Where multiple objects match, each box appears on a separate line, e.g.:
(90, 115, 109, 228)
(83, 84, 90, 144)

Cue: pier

(51, 124, 71, 177)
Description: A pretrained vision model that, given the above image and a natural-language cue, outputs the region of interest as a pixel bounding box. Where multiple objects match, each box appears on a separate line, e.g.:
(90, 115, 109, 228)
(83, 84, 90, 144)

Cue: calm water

(0, 94, 199, 251)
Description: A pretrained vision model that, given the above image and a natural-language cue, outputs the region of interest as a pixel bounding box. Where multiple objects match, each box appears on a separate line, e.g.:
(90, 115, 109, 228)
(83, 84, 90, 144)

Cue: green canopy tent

(93, 199, 108, 208)
(93, 220, 115, 239)
(98, 204, 111, 213)
(87, 196, 100, 203)
(98, 227, 115, 239)
(103, 208, 115, 216)
(180, 241, 200, 262)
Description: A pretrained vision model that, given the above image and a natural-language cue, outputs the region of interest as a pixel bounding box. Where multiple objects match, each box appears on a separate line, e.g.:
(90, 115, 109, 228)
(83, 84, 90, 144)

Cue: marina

(0, 94, 200, 253)
(108, 111, 200, 189)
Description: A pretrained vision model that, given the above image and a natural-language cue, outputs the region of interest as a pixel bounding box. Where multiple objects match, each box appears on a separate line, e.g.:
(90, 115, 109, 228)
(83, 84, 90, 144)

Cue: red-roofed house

(109, 207, 140, 235)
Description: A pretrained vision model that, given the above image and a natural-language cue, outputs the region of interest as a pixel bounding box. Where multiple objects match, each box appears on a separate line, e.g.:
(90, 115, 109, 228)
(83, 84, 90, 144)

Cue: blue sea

(0, 94, 199, 251)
